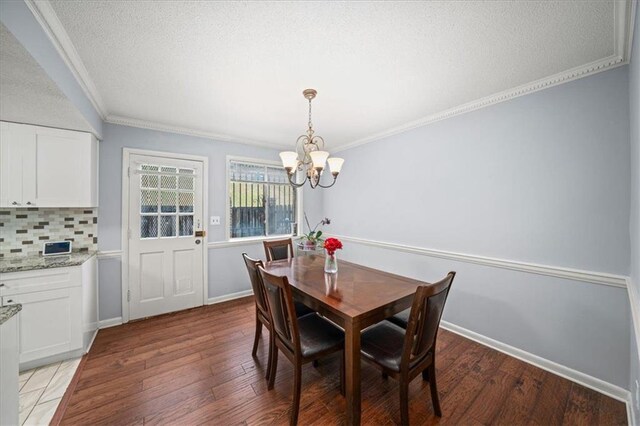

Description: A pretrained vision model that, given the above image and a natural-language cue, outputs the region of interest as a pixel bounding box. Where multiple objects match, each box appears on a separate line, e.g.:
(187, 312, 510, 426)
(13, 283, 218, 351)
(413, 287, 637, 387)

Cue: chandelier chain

(308, 98, 313, 131)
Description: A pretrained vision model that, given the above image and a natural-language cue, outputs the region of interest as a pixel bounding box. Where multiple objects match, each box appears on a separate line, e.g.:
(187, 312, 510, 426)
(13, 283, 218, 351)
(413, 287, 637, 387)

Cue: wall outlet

(210, 216, 221, 226)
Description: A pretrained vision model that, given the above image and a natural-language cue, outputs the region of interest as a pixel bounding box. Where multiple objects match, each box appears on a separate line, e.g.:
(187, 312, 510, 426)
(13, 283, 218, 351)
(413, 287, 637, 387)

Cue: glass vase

(324, 250, 338, 273)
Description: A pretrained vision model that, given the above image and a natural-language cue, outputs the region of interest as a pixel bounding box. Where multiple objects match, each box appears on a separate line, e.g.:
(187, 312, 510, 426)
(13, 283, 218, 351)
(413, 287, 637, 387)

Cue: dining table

(263, 254, 424, 426)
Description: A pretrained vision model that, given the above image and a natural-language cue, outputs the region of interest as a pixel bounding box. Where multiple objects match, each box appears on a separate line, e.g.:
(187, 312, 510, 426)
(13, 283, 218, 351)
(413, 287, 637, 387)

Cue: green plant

(301, 213, 330, 244)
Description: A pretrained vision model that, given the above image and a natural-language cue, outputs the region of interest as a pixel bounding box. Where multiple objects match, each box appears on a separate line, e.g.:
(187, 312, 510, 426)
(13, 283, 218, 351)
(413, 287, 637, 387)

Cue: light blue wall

(97, 123, 323, 318)
(628, 3, 640, 422)
(329, 66, 630, 274)
(325, 66, 632, 388)
(0, 1, 103, 137)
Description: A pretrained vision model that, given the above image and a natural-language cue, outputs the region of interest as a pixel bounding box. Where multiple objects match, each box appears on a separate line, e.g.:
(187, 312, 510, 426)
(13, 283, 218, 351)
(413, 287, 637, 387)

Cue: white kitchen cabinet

(0, 121, 99, 208)
(6, 287, 83, 364)
(0, 256, 97, 369)
(0, 311, 19, 426)
(0, 122, 36, 207)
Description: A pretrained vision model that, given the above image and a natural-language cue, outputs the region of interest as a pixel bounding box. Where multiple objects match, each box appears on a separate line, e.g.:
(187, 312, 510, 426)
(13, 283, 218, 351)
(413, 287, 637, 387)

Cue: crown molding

(334, 0, 636, 153)
(104, 114, 286, 149)
(333, 55, 626, 153)
(24, 0, 108, 119)
(25, 0, 636, 152)
(617, 0, 637, 61)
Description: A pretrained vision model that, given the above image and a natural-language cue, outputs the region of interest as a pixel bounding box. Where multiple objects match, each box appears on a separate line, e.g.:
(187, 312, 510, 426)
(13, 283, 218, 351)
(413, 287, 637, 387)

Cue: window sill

(208, 235, 298, 249)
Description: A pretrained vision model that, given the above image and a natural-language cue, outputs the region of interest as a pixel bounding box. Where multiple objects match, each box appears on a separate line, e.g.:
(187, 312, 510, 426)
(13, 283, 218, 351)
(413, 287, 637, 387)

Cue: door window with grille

(228, 160, 297, 239)
(140, 164, 195, 238)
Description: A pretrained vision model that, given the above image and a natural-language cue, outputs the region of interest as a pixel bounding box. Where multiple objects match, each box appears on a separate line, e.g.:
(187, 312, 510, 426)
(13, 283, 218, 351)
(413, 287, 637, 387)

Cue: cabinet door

(0, 122, 36, 207)
(7, 288, 83, 364)
(35, 128, 94, 207)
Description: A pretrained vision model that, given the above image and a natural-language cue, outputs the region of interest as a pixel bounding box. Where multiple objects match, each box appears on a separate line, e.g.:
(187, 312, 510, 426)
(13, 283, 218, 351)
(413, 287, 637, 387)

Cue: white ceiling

(0, 23, 94, 134)
(43, 1, 632, 149)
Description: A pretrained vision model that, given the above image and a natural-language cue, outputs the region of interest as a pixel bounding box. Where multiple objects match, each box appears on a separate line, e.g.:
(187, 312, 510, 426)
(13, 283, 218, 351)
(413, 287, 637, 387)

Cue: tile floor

(18, 358, 81, 425)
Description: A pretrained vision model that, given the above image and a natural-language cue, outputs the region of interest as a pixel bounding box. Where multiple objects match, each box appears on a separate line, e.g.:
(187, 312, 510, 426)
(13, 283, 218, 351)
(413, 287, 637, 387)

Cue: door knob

(195, 239, 201, 245)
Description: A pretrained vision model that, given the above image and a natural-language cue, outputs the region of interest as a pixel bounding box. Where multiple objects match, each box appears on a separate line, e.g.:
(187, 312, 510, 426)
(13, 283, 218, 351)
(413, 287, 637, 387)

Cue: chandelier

(279, 89, 344, 189)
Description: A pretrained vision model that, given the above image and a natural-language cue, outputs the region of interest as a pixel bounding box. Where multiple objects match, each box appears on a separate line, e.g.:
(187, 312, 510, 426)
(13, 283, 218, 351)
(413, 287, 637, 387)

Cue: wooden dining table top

(263, 254, 423, 327)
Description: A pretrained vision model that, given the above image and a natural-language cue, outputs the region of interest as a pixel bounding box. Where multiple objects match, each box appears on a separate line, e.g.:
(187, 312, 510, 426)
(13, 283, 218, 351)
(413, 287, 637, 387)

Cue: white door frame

(121, 148, 209, 323)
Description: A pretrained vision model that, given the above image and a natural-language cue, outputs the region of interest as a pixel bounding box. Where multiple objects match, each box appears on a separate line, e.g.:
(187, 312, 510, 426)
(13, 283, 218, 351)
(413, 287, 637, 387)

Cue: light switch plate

(210, 216, 221, 226)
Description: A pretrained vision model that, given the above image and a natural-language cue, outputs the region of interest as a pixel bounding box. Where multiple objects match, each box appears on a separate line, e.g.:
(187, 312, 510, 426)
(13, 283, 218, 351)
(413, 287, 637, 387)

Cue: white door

(128, 154, 205, 320)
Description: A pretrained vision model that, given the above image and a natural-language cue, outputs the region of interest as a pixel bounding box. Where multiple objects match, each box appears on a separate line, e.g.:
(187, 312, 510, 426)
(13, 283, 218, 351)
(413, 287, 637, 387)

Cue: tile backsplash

(0, 208, 97, 258)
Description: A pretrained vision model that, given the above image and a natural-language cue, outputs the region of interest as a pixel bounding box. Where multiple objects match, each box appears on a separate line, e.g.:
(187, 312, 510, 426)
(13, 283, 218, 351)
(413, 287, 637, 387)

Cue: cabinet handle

(0, 283, 5, 287)
(11, 201, 19, 205)
(6, 299, 13, 303)
(26, 201, 32, 205)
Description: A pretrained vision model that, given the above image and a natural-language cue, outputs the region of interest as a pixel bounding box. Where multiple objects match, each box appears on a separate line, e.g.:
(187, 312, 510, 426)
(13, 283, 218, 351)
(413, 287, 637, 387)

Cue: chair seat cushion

(294, 301, 315, 318)
(386, 309, 410, 329)
(298, 313, 344, 359)
(361, 321, 407, 372)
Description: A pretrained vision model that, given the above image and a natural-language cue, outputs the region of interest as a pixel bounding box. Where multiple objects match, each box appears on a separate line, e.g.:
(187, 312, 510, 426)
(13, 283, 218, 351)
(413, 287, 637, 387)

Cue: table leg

(345, 321, 361, 426)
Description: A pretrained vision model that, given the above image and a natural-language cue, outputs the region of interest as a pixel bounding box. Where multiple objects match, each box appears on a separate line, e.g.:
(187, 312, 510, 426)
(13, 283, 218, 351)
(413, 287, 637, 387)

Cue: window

(140, 164, 195, 239)
(228, 159, 297, 239)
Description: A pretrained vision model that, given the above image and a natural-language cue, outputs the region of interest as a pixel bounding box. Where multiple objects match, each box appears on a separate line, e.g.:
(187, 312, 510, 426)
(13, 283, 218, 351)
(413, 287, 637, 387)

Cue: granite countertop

(0, 304, 22, 325)
(0, 251, 97, 273)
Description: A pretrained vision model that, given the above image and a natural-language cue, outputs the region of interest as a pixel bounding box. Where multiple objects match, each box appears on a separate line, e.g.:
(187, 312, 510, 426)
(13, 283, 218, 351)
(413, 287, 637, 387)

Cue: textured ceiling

(0, 23, 94, 133)
(47, 1, 618, 148)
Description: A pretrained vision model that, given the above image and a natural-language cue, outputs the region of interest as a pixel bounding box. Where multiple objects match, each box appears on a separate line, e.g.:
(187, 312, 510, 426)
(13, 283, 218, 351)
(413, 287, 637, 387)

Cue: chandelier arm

(286, 172, 307, 188)
(316, 175, 338, 189)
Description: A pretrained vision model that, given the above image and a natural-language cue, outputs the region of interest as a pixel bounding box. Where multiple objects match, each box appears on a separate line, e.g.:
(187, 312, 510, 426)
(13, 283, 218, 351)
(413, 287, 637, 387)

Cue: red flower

(323, 238, 343, 256)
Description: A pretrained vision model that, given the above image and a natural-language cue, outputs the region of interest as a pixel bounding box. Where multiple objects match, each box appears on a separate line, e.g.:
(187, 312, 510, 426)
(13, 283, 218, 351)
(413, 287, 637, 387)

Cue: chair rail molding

(96, 250, 123, 260)
(332, 235, 628, 289)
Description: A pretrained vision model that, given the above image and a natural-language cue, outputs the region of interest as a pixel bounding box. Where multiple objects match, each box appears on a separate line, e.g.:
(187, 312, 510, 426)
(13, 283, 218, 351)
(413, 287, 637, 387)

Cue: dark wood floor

(57, 297, 627, 425)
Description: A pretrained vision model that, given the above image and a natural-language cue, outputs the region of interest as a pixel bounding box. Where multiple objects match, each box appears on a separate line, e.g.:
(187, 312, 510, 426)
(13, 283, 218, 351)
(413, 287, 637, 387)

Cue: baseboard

(628, 278, 640, 426)
(98, 317, 123, 329)
(628, 277, 640, 372)
(440, 320, 630, 403)
(627, 393, 637, 426)
(20, 349, 85, 372)
(83, 329, 98, 353)
(207, 289, 253, 305)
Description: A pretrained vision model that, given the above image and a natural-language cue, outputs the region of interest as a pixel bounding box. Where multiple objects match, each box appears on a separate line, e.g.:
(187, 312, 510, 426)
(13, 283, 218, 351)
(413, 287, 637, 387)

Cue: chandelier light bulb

(327, 157, 344, 175)
(279, 151, 299, 171)
(309, 151, 329, 170)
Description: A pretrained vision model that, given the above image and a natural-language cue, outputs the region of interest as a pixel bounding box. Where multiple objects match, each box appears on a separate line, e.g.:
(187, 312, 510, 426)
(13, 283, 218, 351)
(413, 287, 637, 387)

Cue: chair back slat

(258, 266, 300, 353)
(264, 238, 295, 261)
(402, 272, 456, 368)
(242, 253, 269, 319)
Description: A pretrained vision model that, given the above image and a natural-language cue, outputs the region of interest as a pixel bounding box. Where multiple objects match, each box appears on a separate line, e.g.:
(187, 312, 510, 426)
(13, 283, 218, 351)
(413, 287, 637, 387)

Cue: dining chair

(257, 266, 345, 426)
(263, 239, 315, 317)
(263, 238, 295, 261)
(386, 308, 410, 329)
(242, 253, 317, 380)
(242, 253, 275, 380)
(360, 271, 456, 424)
